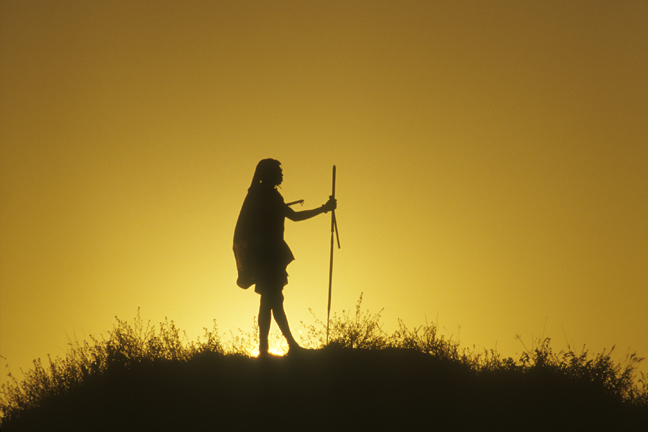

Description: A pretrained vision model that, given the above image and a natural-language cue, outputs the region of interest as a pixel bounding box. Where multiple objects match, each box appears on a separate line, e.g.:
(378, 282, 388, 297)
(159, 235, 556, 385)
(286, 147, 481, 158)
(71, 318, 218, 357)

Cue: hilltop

(2, 301, 647, 431)
(3, 347, 647, 431)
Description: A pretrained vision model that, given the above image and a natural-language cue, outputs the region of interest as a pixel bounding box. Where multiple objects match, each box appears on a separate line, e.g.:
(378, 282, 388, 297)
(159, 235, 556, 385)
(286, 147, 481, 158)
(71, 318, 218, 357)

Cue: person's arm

(286, 197, 336, 222)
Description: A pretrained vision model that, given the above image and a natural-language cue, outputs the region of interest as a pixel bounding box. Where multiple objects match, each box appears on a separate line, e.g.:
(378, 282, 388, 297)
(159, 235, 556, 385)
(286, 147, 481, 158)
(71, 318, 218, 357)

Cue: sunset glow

(1, 1, 647, 385)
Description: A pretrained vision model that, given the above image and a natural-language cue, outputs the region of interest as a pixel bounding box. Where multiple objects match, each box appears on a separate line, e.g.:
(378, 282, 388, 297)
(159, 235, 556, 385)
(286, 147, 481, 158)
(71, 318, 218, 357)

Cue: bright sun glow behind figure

(251, 346, 288, 359)
(1, 1, 648, 384)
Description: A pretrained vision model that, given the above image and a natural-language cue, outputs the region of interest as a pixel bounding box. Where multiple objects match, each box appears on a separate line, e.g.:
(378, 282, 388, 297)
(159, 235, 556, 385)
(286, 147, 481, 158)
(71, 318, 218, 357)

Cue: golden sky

(1, 1, 647, 380)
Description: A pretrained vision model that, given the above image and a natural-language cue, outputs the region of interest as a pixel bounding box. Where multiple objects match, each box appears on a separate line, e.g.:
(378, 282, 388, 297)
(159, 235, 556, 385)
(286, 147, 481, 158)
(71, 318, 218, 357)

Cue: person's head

(250, 158, 283, 189)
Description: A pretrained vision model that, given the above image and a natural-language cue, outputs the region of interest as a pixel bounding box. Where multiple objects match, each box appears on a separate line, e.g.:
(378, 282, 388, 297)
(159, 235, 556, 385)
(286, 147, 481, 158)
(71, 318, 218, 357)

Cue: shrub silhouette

(303, 293, 392, 350)
(1, 297, 647, 431)
(0, 310, 223, 423)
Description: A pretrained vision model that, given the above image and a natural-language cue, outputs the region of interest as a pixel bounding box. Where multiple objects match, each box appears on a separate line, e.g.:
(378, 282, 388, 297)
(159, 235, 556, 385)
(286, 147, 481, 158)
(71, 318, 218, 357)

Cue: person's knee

(260, 292, 284, 309)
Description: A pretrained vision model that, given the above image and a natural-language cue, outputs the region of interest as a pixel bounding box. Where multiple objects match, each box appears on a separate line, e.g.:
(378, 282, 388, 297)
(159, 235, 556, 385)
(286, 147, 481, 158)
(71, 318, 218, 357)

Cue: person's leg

(269, 292, 300, 349)
(258, 292, 272, 354)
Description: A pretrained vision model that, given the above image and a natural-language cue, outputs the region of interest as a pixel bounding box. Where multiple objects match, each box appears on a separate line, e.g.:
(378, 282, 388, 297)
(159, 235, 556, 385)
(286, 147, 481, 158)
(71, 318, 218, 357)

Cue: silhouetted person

(234, 159, 336, 356)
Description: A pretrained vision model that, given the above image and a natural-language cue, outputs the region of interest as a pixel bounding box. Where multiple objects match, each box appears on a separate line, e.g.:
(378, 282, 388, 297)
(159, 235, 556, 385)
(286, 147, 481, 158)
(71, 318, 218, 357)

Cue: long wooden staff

(326, 165, 340, 344)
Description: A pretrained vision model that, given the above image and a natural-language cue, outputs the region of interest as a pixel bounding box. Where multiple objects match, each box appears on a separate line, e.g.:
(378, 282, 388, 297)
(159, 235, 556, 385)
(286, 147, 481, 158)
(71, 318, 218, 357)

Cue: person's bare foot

(257, 350, 281, 360)
(287, 344, 311, 356)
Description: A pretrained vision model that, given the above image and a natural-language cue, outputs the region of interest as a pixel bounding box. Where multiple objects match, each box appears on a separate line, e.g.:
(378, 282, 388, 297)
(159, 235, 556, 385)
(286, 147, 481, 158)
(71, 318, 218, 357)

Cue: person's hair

(250, 158, 281, 189)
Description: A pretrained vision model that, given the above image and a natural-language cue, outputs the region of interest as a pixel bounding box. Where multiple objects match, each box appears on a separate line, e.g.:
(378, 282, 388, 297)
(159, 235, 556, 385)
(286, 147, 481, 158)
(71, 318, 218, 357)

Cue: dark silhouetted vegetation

(2, 297, 647, 431)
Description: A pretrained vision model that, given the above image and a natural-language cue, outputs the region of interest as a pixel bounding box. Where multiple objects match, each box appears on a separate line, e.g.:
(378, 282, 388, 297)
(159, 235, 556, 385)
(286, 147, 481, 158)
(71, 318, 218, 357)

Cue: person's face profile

(265, 165, 283, 187)
(275, 167, 283, 186)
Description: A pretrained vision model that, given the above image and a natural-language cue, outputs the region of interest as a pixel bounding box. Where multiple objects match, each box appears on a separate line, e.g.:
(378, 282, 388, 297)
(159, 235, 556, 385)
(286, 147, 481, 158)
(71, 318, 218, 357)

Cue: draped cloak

(233, 184, 294, 291)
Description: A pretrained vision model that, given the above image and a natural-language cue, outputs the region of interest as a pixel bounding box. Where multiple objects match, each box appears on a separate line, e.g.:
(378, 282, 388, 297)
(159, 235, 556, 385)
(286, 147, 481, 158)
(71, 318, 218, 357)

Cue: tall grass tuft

(303, 293, 391, 349)
(514, 336, 647, 403)
(0, 310, 223, 423)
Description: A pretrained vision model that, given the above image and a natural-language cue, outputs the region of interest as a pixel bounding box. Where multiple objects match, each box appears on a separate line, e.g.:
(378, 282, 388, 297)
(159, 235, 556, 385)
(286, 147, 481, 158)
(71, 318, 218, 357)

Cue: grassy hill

(2, 301, 647, 431)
